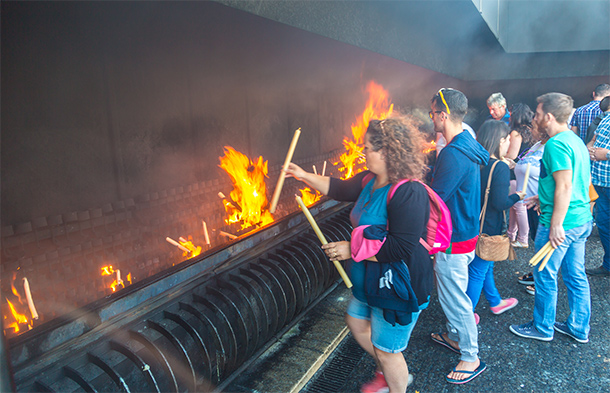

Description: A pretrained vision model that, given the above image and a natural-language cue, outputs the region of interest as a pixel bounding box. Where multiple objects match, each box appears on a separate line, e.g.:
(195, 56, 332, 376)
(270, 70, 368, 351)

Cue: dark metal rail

(9, 199, 353, 392)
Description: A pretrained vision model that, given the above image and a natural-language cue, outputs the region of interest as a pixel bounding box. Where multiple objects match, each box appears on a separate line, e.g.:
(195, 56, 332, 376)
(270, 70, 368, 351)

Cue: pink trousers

(507, 180, 529, 244)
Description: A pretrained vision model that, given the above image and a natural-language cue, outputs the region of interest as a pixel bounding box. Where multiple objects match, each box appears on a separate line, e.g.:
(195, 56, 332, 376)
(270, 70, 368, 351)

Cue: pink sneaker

(474, 312, 480, 325)
(361, 371, 388, 393)
(490, 298, 519, 315)
(361, 371, 413, 393)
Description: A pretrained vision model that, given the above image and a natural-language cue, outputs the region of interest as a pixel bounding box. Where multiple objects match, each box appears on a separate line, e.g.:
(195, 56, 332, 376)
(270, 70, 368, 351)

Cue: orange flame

(219, 146, 274, 229)
(299, 187, 322, 206)
(179, 237, 202, 258)
(423, 140, 437, 154)
(3, 272, 33, 335)
(101, 265, 131, 292)
(335, 81, 394, 180)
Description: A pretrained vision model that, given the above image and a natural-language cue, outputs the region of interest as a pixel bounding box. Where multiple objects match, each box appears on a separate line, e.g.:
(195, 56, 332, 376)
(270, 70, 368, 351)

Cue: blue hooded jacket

(431, 131, 490, 243)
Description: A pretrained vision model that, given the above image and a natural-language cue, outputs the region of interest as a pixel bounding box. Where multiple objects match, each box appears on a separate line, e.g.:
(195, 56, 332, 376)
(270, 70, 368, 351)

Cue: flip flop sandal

(446, 361, 487, 384)
(518, 272, 534, 285)
(431, 332, 460, 354)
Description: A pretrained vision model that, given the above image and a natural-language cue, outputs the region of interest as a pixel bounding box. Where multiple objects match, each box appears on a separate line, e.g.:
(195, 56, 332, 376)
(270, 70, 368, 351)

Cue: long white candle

(219, 231, 238, 240)
(23, 278, 39, 320)
(522, 163, 531, 193)
(166, 237, 190, 252)
(295, 195, 352, 288)
(322, 160, 327, 176)
(202, 220, 211, 245)
(313, 165, 317, 175)
(270, 128, 302, 213)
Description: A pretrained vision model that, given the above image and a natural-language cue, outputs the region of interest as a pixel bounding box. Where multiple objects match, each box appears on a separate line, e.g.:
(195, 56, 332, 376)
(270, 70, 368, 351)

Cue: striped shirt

(571, 100, 602, 140)
(592, 115, 610, 187)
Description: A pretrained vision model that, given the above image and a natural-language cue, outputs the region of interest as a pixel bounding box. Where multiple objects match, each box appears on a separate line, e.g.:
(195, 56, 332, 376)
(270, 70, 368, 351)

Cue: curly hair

(508, 103, 534, 145)
(366, 116, 428, 183)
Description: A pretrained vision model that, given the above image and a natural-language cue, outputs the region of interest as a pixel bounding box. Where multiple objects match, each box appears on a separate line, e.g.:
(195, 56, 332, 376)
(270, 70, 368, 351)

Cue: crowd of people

(284, 83, 610, 393)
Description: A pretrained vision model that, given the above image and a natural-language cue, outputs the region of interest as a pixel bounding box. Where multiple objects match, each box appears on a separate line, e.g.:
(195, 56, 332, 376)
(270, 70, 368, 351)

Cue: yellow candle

(538, 248, 555, 271)
(529, 241, 552, 266)
(270, 128, 301, 213)
(522, 163, 531, 193)
(295, 195, 353, 288)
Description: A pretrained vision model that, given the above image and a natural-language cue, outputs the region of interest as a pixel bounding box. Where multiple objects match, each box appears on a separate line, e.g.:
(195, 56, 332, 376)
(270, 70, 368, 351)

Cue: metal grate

(302, 334, 366, 393)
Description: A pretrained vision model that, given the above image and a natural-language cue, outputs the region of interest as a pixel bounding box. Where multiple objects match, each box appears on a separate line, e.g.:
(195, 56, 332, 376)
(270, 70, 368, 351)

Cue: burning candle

(313, 165, 317, 175)
(322, 160, 327, 176)
(166, 237, 190, 253)
(270, 128, 302, 213)
(116, 269, 122, 286)
(218, 192, 226, 199)
(522, 163, 531, 193)
(219, 231, 238, 240)
(22, 278, 39, 320)
(295, 195, 352, 288)
(356, 150, 366, 158)
(202, 220, 211, 245)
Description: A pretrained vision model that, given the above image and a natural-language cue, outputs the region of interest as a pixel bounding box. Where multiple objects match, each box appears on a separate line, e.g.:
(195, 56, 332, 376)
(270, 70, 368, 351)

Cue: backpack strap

(386, 179, 431, 250)
(479, 160, 500, 234)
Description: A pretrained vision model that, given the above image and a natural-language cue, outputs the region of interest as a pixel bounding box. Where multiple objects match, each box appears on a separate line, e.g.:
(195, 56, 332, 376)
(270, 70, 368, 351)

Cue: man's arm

(571, 125, 579, 135)
(549, 169, 572, 248)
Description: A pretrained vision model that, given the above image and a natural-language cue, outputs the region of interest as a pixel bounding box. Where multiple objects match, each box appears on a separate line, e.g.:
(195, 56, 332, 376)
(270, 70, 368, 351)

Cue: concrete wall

(1, 1, 462, 224)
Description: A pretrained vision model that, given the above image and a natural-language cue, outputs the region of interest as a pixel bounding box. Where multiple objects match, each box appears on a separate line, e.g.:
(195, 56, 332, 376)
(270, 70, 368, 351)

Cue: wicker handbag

(475, 160, 516, 261)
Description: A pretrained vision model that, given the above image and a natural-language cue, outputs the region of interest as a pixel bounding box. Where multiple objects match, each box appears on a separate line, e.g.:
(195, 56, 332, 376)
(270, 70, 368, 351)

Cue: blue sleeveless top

(348, 176, 390, 301)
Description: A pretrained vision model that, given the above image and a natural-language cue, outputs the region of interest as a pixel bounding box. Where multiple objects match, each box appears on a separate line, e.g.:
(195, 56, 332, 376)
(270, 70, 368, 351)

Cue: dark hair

(508, 103, 534, 145)
(477, 120, 510, 158)
(600, 96, 610, 112)
(430, 88, 468, 124)
(537, 93, 574, 124)
(594, 83, 610, 98)
(367, 116, 428, 183)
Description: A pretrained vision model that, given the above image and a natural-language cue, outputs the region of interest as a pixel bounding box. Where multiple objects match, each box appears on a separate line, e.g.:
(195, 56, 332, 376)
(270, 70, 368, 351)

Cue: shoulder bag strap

(479, 160, 500, 234)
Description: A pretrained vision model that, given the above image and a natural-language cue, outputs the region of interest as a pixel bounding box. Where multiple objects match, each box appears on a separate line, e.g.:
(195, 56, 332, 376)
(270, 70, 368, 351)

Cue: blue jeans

(593, 185, 610, 271)
(533, 221, 592, 338)
(466, 255, 502, 310)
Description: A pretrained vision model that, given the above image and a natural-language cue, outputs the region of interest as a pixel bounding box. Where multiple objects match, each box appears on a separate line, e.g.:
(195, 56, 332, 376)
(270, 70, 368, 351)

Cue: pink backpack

(362, 173, 452, 254)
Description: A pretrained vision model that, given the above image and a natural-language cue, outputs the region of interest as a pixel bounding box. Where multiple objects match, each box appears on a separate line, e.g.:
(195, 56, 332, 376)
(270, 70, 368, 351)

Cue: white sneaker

(511, 241, 529, 248)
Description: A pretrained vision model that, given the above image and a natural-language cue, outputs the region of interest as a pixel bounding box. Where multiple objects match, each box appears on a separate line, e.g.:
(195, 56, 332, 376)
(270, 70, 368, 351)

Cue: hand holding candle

(269, 128, 301, 213)
(295, 195, 352, 288)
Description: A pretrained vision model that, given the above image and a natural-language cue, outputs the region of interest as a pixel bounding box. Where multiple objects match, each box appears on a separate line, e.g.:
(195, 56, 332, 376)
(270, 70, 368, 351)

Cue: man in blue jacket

(429, 88, 490, 384)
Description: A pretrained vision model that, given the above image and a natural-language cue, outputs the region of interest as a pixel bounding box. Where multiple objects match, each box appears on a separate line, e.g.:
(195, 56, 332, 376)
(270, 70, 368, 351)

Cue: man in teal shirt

(510, 93, 593, 343)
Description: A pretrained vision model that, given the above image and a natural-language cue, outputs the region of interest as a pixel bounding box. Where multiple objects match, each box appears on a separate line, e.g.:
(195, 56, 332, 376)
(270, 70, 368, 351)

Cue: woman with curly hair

(285, 116, 434, 393)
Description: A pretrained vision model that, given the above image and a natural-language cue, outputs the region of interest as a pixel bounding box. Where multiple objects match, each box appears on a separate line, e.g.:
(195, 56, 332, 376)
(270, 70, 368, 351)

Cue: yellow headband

(438, 89, 451, 115)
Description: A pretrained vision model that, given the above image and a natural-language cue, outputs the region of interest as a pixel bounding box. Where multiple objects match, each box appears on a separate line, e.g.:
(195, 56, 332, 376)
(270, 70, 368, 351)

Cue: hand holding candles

(269, 128, 302, 213)
(295, 195, 352, 288)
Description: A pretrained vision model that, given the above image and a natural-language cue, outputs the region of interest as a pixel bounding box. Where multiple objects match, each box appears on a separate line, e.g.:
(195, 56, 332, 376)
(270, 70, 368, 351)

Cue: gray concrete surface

(231, 226, 609, 393)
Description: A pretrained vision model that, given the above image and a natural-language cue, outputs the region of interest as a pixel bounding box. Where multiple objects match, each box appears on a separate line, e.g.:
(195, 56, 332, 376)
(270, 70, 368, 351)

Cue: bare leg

(373, 347, 409, 393)
(346, 314, 375, 358)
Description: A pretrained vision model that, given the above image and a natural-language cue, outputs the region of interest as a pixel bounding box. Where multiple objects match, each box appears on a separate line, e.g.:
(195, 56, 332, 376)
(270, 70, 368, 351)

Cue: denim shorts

(346, 296, 426, 353)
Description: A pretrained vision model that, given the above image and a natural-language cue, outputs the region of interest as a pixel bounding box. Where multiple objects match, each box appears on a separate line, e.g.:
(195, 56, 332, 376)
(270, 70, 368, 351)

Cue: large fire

(3, 272, 34, 336)
(335, 81, 394, 180)
(219, 146, 274, 230)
